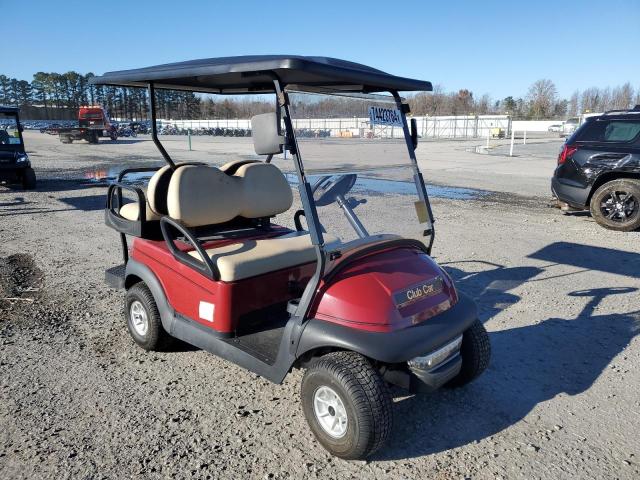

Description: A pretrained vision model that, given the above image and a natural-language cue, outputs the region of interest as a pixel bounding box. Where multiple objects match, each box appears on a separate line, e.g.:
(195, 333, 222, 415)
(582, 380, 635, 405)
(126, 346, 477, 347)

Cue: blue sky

(4, 0, 639, 99)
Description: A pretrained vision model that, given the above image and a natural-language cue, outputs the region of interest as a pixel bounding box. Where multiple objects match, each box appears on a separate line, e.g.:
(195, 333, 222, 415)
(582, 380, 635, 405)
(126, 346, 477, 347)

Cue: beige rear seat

(119, 202, 161, 221)
(118, 165, 173, 221)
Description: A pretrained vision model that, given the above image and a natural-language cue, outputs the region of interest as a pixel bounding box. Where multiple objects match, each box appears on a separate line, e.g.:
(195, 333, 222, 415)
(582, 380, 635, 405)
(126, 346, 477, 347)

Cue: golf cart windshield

(277, 88, 428, 244)
(0, 112, 23, 150)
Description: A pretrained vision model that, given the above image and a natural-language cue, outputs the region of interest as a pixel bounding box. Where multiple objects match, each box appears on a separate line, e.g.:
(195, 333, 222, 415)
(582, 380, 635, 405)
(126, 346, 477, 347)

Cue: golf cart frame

(93, 56, 488, 459)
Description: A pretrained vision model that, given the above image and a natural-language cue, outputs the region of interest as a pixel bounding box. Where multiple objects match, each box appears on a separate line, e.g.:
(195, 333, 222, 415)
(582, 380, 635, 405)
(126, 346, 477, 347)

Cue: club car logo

(368, 106, 403, 127)
(394, 277, 444, 308)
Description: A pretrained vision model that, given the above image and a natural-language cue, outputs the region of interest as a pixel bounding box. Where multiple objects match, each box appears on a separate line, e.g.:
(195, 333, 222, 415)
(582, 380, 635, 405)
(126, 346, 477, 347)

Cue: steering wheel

(311, 174, 358, 206)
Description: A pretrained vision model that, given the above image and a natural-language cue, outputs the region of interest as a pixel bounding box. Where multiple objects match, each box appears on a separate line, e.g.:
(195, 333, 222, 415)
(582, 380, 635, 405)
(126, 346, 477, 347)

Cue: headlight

(16, 154, 28, 163)
(408, 335, 462, 370)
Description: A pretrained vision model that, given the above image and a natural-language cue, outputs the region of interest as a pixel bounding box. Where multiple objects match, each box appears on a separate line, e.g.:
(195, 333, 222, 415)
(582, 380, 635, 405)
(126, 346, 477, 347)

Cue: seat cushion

(119, 202, 161, 221)
(188, 232, 337, 281)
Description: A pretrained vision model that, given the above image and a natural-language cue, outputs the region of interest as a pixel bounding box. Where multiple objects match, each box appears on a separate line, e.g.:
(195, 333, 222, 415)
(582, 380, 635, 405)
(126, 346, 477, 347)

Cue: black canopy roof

(89, 55, 432, 94)
(0, 106, 19, 114)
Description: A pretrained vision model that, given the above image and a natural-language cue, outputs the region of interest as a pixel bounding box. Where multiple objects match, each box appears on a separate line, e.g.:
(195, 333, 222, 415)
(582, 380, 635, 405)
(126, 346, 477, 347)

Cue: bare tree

(597, 87, 612, 112)
(452, 89, 473, 115)
(476, 94, 491, 115)
(568, 90, 580, 117)
(527, 79, 557, 119)
(580, 87, 601, 113)
(612, 83, 634, 109)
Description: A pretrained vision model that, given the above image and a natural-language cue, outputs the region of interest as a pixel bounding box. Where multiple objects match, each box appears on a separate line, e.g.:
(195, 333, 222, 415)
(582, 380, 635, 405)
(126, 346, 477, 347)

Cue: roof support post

(273, 78, 326, 325)
(148, 83, 176, 169)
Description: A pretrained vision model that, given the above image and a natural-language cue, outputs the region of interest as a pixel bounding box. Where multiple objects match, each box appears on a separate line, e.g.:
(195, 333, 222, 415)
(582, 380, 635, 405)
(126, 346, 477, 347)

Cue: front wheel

(445, 319, 491, 388)
(589, 179, 640, 231)
(301, 351, 392, 459)
(22, 167, 36, 190)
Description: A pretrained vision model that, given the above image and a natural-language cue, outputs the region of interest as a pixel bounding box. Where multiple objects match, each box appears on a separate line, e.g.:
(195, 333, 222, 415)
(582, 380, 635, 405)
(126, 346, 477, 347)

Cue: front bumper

(409, 353, 462, 391)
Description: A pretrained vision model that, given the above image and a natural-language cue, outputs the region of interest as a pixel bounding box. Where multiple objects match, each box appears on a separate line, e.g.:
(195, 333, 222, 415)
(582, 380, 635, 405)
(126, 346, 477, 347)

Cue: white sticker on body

(199, 301, 215, 322)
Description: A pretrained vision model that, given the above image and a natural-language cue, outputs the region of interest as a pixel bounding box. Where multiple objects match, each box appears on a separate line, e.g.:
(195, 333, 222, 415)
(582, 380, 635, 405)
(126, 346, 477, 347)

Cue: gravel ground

(1, 132, 639, 479)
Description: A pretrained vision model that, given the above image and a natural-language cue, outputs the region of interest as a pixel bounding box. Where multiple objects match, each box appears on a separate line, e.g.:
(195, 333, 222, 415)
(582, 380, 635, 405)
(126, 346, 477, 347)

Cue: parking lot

(1, 132, 639, 479)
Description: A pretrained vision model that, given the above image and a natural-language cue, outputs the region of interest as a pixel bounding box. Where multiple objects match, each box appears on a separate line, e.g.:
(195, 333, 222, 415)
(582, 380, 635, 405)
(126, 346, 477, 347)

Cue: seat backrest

(219, 159, 259, 175)
(146, 165, 173, 215)
(167, 163, 292, 227)
(146, 163, 207, 216)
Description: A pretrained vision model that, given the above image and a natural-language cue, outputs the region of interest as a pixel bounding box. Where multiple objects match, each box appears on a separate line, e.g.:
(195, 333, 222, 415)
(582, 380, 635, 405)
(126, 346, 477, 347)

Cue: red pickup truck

(53, 106, 118, 144)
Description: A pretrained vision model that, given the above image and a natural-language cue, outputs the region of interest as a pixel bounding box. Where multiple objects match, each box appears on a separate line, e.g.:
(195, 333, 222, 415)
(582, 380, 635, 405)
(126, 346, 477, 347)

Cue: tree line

(1, 70, 638, 121)
(408, 80, 640, 119)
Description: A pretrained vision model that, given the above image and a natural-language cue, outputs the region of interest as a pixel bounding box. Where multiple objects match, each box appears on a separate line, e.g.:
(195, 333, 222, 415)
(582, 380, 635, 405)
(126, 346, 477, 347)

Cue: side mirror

(251, 112, 284, 155)
(410, 118, 418, 151)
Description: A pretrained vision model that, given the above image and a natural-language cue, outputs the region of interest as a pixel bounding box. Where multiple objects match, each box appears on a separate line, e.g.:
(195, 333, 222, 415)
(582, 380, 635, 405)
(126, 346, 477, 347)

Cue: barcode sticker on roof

(369, 106, 403, 127)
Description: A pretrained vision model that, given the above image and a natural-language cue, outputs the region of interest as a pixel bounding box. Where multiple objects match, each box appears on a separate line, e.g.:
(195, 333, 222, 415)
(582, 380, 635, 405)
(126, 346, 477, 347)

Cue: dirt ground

(1, 132, 639, 479)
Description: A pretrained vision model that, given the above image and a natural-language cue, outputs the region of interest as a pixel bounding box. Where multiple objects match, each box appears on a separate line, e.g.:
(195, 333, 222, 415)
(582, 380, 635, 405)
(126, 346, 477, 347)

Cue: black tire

(445, 319, 491, 388)
(60, 136, 72, 144)
(21, 168, 36, 190)
(124, 282, 172, 351)
(589, 179, 640, 232)
(301, 351, 392, 459)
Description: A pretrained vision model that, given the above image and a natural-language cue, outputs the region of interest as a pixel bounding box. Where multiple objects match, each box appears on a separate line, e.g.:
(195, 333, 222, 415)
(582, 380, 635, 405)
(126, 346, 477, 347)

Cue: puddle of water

(84, 167, 486, 201)
(467, 145, 490, 154)
(83, 167, 156, 184)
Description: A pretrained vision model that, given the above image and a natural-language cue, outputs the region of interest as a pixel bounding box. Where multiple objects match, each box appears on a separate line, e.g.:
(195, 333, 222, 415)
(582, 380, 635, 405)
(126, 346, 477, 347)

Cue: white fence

(512, 120, 562, 132)
(158, 114, 511, 139)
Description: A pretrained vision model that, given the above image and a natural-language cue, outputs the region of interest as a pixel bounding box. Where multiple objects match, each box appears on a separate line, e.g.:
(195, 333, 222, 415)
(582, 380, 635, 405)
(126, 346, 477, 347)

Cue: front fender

(296, 293, 478, 364)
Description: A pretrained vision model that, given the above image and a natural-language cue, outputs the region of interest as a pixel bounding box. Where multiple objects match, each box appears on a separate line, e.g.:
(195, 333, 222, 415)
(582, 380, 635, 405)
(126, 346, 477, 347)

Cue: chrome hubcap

(129, 300, 149, 336)
(313, 386, 348, 438)
(601, 190, 637, 223)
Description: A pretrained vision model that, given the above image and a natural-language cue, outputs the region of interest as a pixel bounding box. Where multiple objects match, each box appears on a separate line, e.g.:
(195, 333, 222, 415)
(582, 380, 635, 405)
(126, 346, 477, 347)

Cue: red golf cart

(93, 56, 490, 459)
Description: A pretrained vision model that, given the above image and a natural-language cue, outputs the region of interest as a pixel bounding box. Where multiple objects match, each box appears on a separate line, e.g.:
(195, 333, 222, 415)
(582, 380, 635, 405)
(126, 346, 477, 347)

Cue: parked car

(551, 105, 640, 231)
(548, 124, 562, 132)
(560, 117, 579, 137)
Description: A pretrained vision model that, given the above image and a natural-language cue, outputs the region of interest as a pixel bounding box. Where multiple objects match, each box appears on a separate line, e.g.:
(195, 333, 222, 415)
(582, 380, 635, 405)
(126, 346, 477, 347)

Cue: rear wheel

(301, 351, 392, 459)
(445, 319, 491, 388)
(21, 167, 36, 190)
(124, 282, 172, 351)
(590, 179, 640, 231)
(60, 136, 72, 144)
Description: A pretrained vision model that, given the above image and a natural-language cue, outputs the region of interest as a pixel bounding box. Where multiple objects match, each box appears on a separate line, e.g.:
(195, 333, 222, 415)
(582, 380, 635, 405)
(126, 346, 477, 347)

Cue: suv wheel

(590, 179, 640, 231)
(22, 167, 36, 190)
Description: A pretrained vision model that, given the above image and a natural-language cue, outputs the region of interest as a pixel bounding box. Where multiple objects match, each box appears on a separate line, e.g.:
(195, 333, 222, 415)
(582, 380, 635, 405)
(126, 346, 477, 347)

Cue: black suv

(552, 106, 640, 231)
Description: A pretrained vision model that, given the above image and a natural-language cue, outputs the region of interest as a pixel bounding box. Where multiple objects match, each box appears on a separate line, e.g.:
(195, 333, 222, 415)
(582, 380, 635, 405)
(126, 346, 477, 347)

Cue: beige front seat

(167, 163, 332, 281)
(188, 232, 326, 281)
